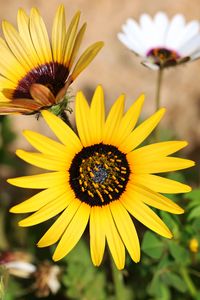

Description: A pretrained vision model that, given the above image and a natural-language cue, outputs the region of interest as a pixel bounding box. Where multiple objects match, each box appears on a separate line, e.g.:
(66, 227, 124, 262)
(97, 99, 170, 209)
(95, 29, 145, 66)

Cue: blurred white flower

(118, 12, 200, 69)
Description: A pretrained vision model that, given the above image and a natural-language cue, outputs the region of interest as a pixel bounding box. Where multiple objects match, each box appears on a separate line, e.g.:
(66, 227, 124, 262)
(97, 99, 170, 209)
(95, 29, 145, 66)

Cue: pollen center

(147, 47, 180, 67)
(69, 144, 130, 206)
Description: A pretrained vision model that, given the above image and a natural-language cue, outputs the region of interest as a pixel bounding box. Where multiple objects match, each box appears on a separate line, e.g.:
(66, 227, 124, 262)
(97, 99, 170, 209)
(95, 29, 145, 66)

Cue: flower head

(8, 86, 194, 269)
(0, 5, 103, 114)
(118, 12, 200, 70)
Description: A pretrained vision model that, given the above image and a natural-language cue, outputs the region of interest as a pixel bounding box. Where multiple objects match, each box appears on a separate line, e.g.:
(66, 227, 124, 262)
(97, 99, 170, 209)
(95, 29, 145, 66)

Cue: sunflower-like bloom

(118, 12, 200, 69)
(0, 5, 103, 114)
(8, 86, 194, 270)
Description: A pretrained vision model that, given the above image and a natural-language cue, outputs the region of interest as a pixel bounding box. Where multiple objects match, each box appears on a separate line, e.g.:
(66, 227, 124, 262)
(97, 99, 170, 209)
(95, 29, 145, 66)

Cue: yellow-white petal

(52, 4, 66, 63)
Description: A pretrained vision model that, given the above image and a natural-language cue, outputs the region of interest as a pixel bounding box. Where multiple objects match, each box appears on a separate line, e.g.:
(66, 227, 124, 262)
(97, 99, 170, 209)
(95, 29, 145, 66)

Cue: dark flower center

(69, 144, 130, 206)
(147, 47, 180, 68)
(13, 62, 69, 99)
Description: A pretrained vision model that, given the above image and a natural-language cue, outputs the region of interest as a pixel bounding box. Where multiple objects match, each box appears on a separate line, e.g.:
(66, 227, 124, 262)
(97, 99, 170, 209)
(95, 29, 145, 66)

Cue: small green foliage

(142, 231, 165, 259)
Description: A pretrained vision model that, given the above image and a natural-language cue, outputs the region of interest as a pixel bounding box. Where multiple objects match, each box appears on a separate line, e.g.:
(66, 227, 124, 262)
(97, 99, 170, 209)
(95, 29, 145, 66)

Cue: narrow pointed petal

(90, 206, 106, 266)
(90, 85, 105, 144)
(101, 205, 125, 270)
(69, 23, 87, 69)
(133, 157, 195, 174)
(119, 108, 166, 153)
(71, 42, 104, 80)
(52, 4, 66, 63)
(41, 110, 82, 153)
(16, 150, 70, 171)
(128, 141, 188, 164)
(103, 94, 125, 145)
(128, 183, 184, 214)
(122, 192, 172, 238)
(132, 173, 191, 194)
(30, 8, 52, 64)
(22, 130, 69, 156)
(10, 184, 67, 213)
(53, 202, 90, 261)
(75, 91, 93, 146)
(38, 199, 81, 247)
(30, 84, 55, 106)
(110, 201, 140, 263)
(19, 190, 74, 226)
(63, 11, 80, 66)
(117, 94, 145, 144)
(7, 172, 68, 189)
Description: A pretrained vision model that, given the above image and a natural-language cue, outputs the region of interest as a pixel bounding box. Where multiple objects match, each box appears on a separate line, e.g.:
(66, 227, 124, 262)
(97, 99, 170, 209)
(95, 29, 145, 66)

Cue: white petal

(153, 12, 169, 45)
(179, 35, 200, 56)
(118, 32, 144, 55)
(165, 14, 185, 48)
(139, 14, 155, 50)
(175, 21, 200, 49)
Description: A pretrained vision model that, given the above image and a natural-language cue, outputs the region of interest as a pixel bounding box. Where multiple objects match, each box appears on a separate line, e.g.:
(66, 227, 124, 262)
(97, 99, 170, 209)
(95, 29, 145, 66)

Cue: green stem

(154, 68, 164, 141)
(110, 258, 127, 300)
(180, 267, 197, 299)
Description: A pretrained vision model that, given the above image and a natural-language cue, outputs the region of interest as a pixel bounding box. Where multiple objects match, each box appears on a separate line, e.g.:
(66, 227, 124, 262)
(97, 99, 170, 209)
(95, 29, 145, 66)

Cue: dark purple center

(147, 47, 180, 67)
(13, 62, 69, 99)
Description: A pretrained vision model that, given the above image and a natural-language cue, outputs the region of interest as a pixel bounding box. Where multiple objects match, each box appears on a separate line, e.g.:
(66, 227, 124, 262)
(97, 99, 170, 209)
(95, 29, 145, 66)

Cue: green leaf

(162, 272, 187, 293)
(184, 188, 200, 201)
(142, 231, 164, 259)
(168, 241, 190, 265)
(188, 206, 200, 220)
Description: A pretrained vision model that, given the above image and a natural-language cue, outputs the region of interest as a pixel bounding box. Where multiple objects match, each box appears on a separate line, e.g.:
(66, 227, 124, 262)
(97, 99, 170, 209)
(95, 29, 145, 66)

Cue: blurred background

(0, 0, 200, 299)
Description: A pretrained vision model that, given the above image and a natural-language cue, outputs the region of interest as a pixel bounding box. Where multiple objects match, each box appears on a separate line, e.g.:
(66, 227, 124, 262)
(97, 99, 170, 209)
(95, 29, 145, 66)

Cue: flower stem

(154, 68, 164, 141)
(110, 258, 126, 300)
(180, 267, 197, 299)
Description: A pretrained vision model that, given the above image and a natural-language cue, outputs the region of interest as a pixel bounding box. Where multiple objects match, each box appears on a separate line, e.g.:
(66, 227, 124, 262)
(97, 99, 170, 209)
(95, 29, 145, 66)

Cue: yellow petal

(133, 157, 195, 174)
(53, 202, 90, 261)
(2, 20, 35, 70)
(110, 201, 140, 263)
(132, 173, 191, 194)
(68, 23, 87, 69)
(52, 4, 66, 63)
(71, 42, 104, 80)
(122, 191, 172, 238)
(41, 110, 82, 153)
(16, 150, 71, 171)
(128, 182, 184, 214)
(30, 8, 52, 64)
(10, 184, 67, 213)
(63, 11, 80, 66)
(75, 91, 93, 146)
(17, 8, 39, 66)
(103, 94, 125, 145)
(23, 130, 69, 156)
(38, 199, 81, 247)
(90, 206, 105, 266)
(19, 189, 74, 227)
(117, 94, 145, 144)
(128, 141, 188, 164)
(90, 85, 105, 144)
(0, 37, 26, 82)
(119, 108, 166, 153)
(101, 205, 125, 270)
(7, 172, 68, 189)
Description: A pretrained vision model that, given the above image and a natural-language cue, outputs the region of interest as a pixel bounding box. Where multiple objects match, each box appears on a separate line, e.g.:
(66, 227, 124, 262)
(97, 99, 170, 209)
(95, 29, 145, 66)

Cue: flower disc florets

(69, 144, 130, 206)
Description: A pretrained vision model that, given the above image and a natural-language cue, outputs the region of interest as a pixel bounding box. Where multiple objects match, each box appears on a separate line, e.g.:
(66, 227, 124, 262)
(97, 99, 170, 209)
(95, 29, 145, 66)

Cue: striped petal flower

(0, 5, 103, 114)
(8, 85, 194, 269)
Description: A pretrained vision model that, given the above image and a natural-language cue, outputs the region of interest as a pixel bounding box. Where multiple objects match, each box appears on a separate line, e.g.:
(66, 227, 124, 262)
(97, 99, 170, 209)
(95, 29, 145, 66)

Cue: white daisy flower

(118, 12, 200, 69)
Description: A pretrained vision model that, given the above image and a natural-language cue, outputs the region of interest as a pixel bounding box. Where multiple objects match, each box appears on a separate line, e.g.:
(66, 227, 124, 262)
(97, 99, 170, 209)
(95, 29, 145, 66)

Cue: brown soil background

(0, 0, 200, 156)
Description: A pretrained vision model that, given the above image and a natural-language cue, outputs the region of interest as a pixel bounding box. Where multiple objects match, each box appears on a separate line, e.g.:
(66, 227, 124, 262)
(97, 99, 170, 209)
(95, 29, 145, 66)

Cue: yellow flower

(189, 238, 199, 253)
(0, 5, 103, 114)
(8, 86, 194, 270)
